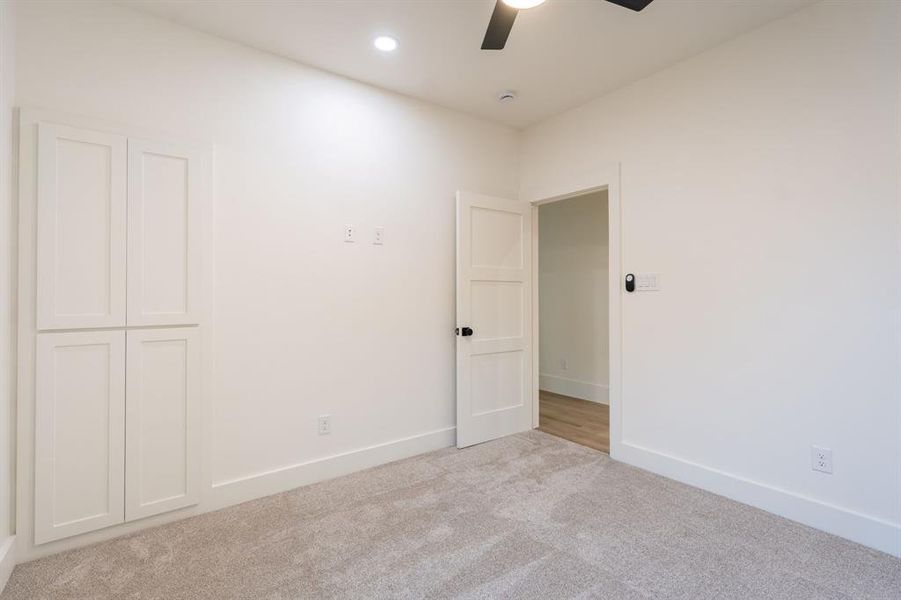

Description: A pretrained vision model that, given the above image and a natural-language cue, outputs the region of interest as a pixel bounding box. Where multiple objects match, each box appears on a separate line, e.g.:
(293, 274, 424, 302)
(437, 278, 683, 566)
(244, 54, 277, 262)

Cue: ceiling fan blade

(481, 1, 518, 50)
(604, 0, 655, 11)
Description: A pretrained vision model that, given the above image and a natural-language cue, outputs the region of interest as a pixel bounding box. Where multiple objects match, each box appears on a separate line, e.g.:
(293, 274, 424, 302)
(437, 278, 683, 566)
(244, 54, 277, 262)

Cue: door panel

(470, 206, 525, 269)
(471, 351, 524, 415)
(456, 191, 532, 448)
(127, 139, 202, 326)
(471, 281, 524, 340)
(36, 123, 127, 330)
(126, 328, 200, 521)
(35, 330, 125, 544)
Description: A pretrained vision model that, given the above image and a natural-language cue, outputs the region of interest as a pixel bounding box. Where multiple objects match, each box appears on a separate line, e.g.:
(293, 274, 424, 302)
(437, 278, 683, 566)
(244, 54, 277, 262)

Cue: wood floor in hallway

(538, 390, 610, 453)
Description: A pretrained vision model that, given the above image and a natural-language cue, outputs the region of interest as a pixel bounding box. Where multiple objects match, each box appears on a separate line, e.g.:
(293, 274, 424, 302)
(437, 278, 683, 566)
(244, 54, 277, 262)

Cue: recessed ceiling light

(502, 0, 546, 8)
(373, 36, 398, 52)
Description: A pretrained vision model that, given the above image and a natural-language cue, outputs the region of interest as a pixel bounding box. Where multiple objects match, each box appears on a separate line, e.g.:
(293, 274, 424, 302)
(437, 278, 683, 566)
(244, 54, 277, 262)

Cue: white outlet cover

(373, 226, 384, 245)
(318, 415, 331, 435)
(811, 446, 833, 474)
(344, 225, 356, 242)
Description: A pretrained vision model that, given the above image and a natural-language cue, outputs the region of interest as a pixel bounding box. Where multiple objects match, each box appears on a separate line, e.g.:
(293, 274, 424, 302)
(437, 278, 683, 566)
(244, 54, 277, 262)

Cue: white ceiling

(119, 0, 814, 128)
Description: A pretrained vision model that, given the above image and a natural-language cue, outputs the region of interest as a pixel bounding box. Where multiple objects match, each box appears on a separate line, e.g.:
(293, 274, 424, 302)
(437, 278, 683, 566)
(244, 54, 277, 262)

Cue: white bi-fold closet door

(36, 124, 127, 330)
(33, 121, 205, 544)
(36, 124, 202, 331)
(34, 328, 200, 543)
(127, 138, 202, 327)
(35, 330, 126, 544)
(125, 328, 201, 522)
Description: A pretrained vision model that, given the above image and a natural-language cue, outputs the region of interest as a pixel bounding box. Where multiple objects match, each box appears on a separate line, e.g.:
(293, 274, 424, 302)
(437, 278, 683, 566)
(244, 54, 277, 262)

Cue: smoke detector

(497, 90, 517, 103)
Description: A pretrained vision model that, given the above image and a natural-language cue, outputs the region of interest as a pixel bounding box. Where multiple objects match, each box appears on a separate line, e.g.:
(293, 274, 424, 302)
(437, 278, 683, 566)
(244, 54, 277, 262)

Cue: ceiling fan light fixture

(502, 0, 546, 8)
(483, 0, 654, 52)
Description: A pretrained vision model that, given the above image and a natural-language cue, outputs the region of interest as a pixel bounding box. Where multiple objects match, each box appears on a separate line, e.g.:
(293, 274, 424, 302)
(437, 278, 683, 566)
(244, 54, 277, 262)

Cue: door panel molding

(36, 123, 127, 330)
(127, 139, 204, 326)
(126, 327, 201, 521)
(35, 330, 126, 544)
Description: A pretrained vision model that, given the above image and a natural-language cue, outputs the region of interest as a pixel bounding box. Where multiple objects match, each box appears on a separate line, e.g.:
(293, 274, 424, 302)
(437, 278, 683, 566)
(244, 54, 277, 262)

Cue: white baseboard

(209, 426, 456, 510)
(0, 535, 15, 594)
(19, 427, 456, 563)
(540, 373, 608, 404)
(614, 441, 901, 558)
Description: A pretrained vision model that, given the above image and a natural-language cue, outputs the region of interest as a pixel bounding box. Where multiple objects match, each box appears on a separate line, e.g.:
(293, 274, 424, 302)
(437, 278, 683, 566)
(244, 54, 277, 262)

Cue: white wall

(0, 0, 15, 590)
(522, 0, 901, 555)
(10, 0, 901, 564)
(13, 0, 518, 560)
(539, 191, 608, 403)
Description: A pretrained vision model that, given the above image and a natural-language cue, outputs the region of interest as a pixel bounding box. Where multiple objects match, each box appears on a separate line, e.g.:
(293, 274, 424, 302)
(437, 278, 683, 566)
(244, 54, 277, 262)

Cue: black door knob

(625, 274, 635, 293)
(459, 327, 473, 337)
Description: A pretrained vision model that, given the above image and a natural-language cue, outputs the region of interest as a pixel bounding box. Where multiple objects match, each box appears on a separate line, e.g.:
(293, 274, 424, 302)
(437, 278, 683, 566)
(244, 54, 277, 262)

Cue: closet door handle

(456, 327, 474, 337)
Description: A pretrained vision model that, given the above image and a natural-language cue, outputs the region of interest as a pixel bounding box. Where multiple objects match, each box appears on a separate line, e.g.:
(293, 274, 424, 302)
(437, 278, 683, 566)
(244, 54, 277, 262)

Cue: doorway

(455, 165, 621, 453)
(534, 190, 610, 453)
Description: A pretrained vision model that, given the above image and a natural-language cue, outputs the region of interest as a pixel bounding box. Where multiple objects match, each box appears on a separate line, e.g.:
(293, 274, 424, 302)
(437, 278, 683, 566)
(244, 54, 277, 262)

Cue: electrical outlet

(373, 226, 385, 245)
(560, 358, 568, 371)
(344, 225, 356, 243)
(318, 415, 331, 435)
(811, 446, 832, 474)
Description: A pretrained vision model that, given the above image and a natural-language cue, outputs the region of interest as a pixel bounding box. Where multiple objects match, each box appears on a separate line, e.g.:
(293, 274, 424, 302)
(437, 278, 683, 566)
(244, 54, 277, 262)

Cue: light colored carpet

(3, 430, 899, 599)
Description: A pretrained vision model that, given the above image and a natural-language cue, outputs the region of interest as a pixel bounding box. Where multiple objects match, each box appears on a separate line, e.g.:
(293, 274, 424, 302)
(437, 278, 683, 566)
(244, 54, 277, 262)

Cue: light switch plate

(636, 273, 661, 291)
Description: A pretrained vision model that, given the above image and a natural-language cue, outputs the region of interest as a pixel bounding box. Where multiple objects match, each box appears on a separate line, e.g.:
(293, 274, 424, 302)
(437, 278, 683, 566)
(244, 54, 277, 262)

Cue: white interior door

(35, 330, 126, 544)
(456, 191, 532, 448)
(126, 327, 201, 521)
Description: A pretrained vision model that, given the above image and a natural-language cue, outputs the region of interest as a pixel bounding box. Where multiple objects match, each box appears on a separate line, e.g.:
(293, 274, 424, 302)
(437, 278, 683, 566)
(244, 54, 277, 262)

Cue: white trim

(539, 375, 609, 404)
(208, 426, 456, 510)
(16, 426, 455, 563)
(0, 535, 15, 594)
(617, 442, 901, 558)
(526, 162, 622, 454)
(530, 207, 540, 428)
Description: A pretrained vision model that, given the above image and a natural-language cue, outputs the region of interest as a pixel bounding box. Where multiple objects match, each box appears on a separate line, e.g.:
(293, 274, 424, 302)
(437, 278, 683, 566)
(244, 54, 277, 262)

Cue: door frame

(524, 163, 623, 458)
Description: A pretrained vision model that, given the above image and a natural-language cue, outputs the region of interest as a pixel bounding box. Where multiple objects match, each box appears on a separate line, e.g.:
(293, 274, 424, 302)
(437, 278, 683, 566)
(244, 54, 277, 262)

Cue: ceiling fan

(482, 0, 655, 50)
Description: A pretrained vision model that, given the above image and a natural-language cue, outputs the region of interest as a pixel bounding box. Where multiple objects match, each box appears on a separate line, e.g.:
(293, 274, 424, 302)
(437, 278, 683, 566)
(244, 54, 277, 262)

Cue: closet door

(37, 123, 127, 330)
(126, 328, 201, 521)
(35, 331, 126, 544)
(127, 139, 202, 326)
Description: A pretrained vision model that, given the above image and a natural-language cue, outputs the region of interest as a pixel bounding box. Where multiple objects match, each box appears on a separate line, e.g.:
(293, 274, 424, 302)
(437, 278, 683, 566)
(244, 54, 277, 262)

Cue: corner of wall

(0, 0, 18, 580)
